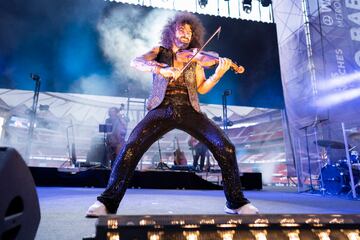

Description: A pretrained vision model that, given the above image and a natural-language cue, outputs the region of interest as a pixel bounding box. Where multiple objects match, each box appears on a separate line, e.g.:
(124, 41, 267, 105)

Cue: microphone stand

(222, 89, 231, 133)
(25, 74, 41, 162)
(66, 120, 77, 168)
(156, 139, 169, 170)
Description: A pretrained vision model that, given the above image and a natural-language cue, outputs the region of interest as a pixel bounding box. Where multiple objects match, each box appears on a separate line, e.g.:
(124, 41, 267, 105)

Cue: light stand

(25, 74, 41, 162)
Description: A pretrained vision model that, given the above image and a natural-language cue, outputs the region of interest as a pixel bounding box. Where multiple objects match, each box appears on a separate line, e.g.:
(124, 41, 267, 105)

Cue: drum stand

(346, 165, 360, 199)
(342, 123, 358, 199)
(318, 146, 331, 195)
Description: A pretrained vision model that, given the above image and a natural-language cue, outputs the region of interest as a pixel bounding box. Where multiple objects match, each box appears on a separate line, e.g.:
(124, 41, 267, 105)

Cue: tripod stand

(99, 124, 113, 168)
(66, 120, 77, 167)
(25, 74, 41, 162)
(156, 140, 169, 170)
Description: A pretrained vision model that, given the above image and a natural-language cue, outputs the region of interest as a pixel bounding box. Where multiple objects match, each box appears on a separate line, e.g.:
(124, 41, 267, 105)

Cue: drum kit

(316, 132, 360, 196)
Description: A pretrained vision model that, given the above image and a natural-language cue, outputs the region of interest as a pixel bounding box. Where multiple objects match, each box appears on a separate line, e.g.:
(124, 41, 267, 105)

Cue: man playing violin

(86, 12, 258, 217)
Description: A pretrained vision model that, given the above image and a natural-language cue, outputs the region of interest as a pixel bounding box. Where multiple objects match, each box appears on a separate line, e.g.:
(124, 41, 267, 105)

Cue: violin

(176, 48, 245, 74)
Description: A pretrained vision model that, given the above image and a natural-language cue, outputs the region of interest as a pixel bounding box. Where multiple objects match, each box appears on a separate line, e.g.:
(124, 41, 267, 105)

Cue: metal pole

(222, 93, 228, 132)
(26, 74, 41, 162)
(301, 0, 318, 97)
(281, 109, 298, 187)
(313, 124, 325, 194)
(304, 126, 314, 192)
(227, 0, 231, 17)
(297, 138, 304, 191)
(341, 122, 357, 199)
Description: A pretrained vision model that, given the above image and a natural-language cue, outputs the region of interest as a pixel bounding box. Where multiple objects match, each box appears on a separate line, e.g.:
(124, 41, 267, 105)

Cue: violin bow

(177, 26, 222, 78)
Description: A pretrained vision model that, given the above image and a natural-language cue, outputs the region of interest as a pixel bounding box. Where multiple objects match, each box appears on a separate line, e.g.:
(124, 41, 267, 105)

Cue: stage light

(171, 220, 185, 225)
(342, 230, 360, 240)
(148, 232, 163, 240)
(106, 232, 120, 240)
(260, 0, 272, 7)
(198, 0, 208, 8)
(140, 218, 156, 226)
(199, 218, 215, 224)
(107, 219, 118, 229)
(285, 230, 301, 240)
(313, 230, 331, 240)
(250, 230, 268, 240)
(249, 218, 269, 227)
(316, 87, 360, 108)
(280, 218, 299, 227)
(95, 214, 360, 240)
(243, 0, 252, 14)
(183, 231, 200, 240)
(217, 230, 235, 240)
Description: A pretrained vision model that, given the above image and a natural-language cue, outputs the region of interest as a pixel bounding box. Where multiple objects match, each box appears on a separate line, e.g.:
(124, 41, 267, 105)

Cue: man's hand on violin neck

(215, 57, 232, 76)
(160, 67, 181, 79)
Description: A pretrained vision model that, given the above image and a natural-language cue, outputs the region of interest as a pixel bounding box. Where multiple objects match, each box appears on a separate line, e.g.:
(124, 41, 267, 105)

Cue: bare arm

(130, 46, 165, 73)
(130, 46, 181, 79)
(197, 58, 232, 94)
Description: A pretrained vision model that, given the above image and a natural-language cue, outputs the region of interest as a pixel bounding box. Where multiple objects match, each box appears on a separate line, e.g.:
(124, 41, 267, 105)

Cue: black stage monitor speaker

(240, 172, 263, 190)
(0, 147, 41, 240)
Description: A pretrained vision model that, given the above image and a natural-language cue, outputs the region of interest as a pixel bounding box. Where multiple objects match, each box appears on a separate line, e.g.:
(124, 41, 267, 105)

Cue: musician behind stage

(188, 136, 209, 172)
(105, 105, 128, 165)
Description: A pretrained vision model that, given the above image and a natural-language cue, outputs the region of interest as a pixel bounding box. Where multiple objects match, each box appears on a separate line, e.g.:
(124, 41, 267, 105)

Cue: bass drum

(320, 164, 359, 195)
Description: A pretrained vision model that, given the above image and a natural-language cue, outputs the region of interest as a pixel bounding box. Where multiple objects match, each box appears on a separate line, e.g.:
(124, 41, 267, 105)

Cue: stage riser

(92, 214, 360, 240)
(30, 167, 262, 190)
(98, 229, 358, 240)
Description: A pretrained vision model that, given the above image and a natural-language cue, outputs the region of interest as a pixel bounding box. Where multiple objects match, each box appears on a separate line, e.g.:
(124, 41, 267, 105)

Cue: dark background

(0, 0, 283, 109)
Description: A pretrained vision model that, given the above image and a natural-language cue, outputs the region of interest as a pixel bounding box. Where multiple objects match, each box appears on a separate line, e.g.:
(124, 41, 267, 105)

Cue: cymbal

(315, 140, 349, 149)
(348, 132, 360, 140)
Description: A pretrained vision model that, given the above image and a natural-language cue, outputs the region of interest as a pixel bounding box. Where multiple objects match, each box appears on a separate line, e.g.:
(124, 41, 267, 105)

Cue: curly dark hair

(160, 12, 205, 49)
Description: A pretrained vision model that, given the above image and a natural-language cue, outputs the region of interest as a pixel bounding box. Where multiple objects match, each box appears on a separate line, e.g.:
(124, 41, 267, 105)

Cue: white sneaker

(224, 203, 259, 215)
(86, 201, 108, 218)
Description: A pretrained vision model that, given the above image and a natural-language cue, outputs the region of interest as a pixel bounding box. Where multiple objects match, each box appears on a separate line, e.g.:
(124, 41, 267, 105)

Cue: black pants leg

(175, 106, 250, 209)
(98, 97, 249, 213)
(97, 104, 175, 213)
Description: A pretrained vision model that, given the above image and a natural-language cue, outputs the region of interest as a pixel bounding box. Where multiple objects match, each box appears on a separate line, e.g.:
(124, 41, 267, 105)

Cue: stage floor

(35, 187, 360, 240)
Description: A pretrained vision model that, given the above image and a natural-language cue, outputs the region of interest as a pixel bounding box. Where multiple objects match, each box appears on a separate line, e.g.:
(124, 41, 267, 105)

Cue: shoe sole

(85, 211, 108, 218)
(224, 210, 238, 215)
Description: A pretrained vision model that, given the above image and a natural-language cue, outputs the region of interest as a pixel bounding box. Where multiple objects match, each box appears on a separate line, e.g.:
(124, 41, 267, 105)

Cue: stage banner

(310, 0, 360, 79)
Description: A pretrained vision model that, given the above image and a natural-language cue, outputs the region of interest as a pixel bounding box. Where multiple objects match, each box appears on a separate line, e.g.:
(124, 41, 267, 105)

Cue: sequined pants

(97, 94, 250, 213)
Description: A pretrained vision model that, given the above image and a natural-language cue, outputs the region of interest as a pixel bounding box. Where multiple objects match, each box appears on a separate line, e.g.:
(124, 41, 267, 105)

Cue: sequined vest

(146, 46, 201, 112)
